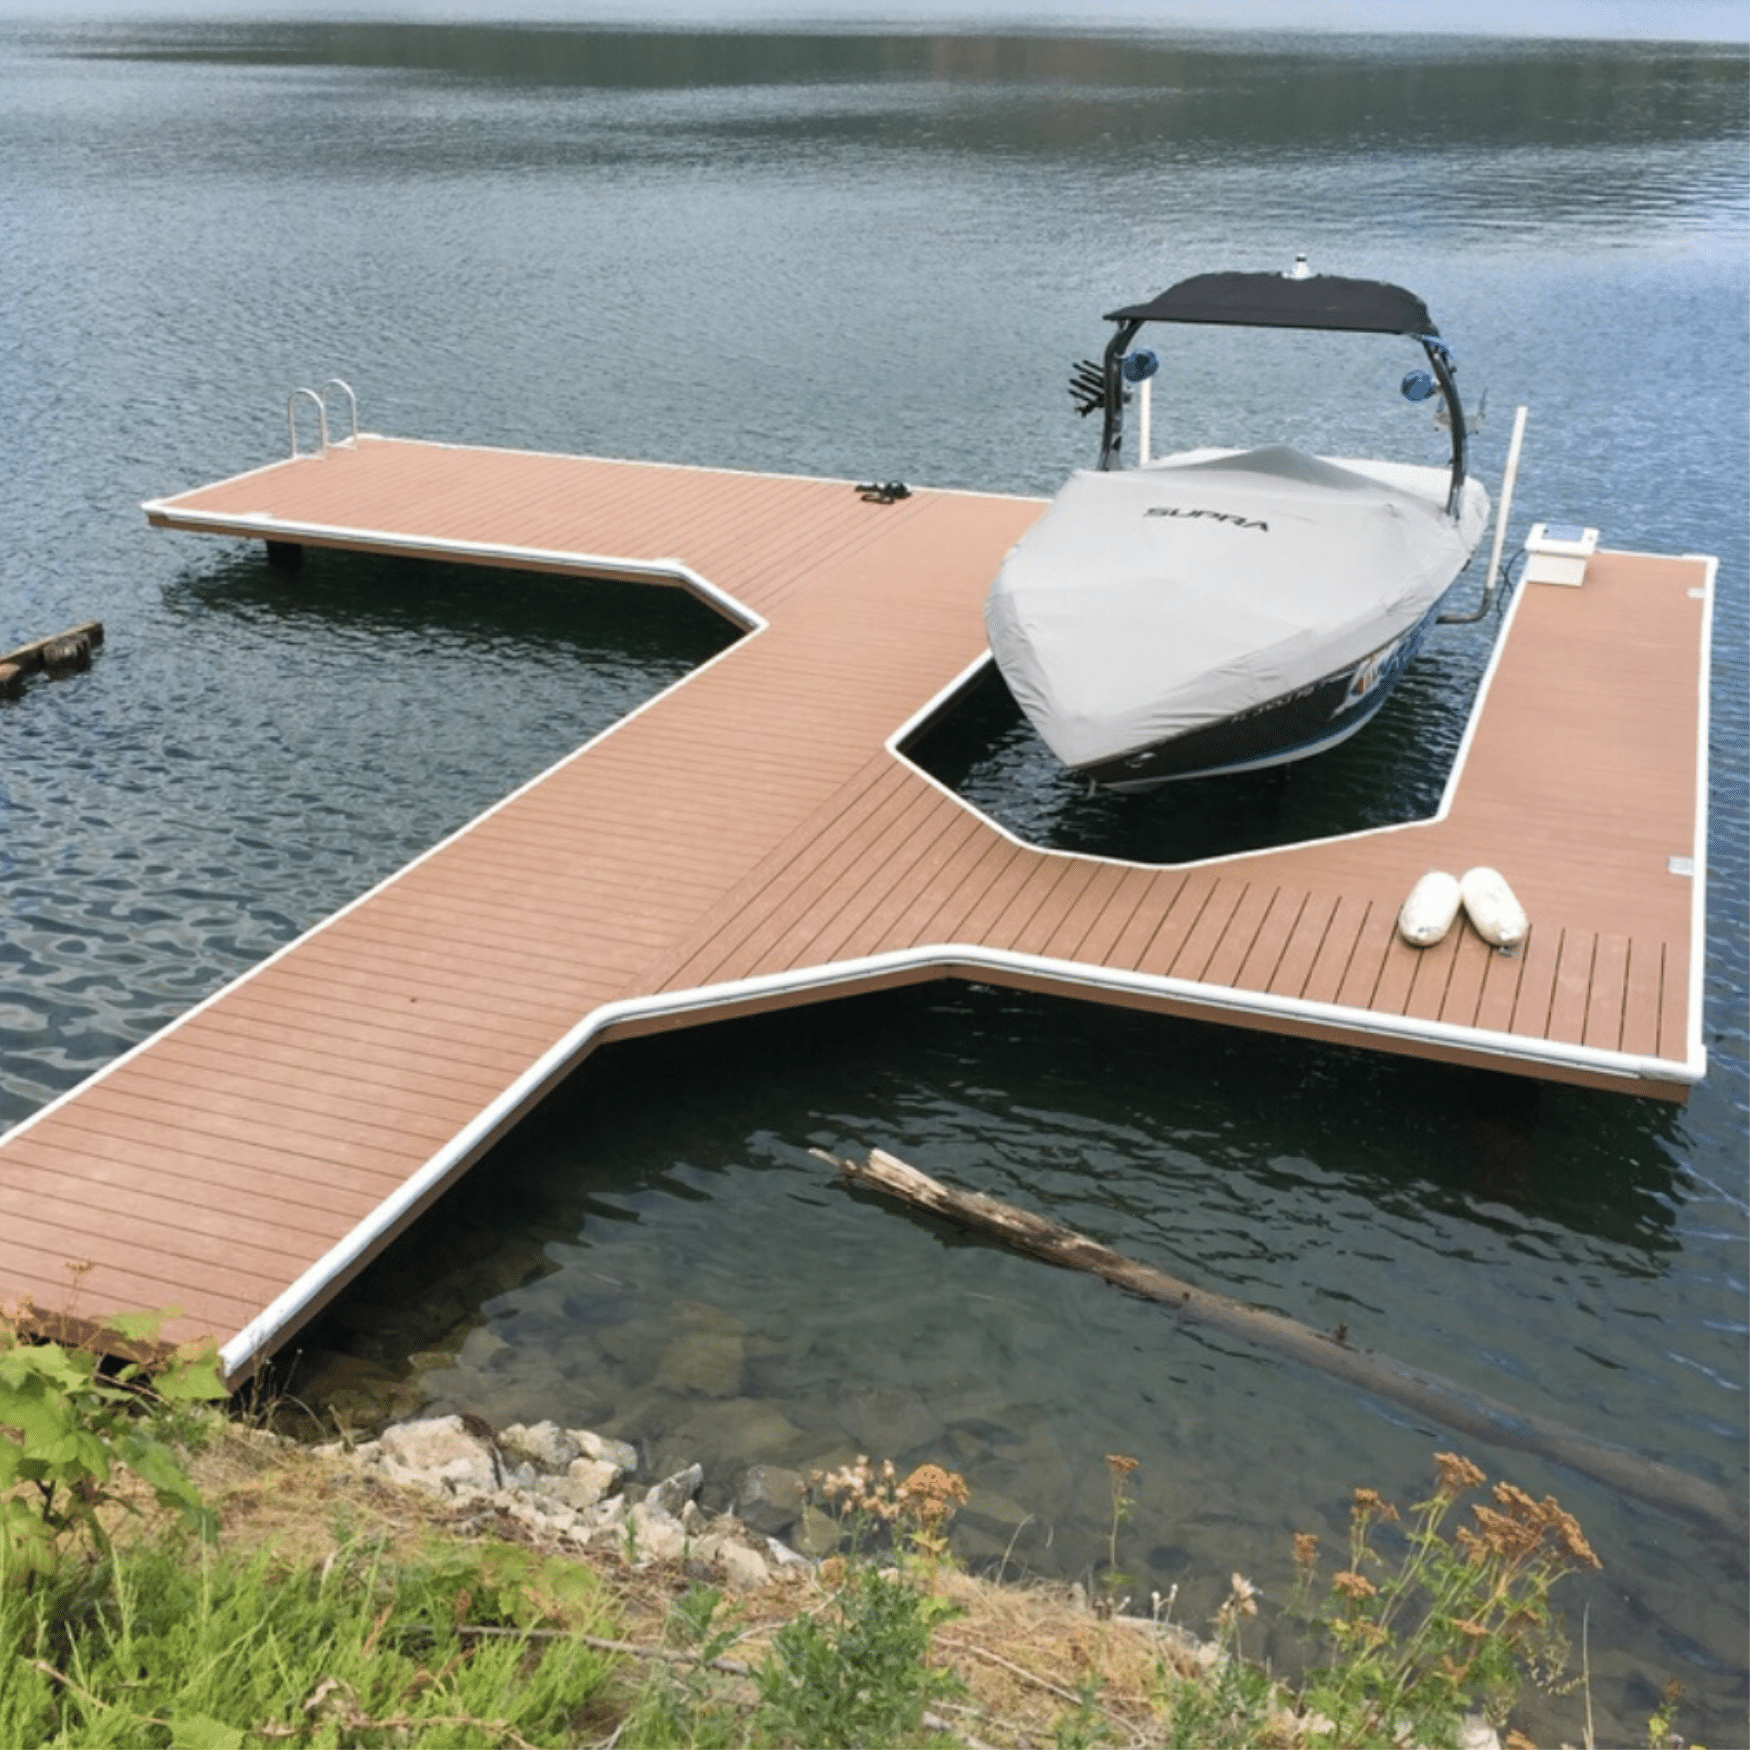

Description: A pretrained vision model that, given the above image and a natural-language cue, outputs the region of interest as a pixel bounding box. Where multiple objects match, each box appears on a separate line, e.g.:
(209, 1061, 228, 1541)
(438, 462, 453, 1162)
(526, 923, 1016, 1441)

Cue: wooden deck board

(0, 436, 1704, 1375)
(1232, 887, 1311, 994)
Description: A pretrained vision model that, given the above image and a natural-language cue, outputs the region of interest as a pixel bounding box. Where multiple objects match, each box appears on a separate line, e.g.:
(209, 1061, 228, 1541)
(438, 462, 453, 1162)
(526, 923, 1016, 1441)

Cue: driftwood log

(827, 1147, 1741, 1538)
(0, 620, 104, 696)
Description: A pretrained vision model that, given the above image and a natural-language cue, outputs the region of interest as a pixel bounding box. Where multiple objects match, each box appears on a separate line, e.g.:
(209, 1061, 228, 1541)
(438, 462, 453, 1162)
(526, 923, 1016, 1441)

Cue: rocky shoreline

(275, 1411, 1511, 1750)
(313, 1412, 838, 1593)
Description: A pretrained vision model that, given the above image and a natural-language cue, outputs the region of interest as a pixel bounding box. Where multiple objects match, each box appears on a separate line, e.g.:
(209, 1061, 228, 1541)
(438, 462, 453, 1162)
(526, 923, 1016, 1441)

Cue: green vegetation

(2, 1536, 616, 1748)
(0, 1311, 226, 1584)
(1291, 1453, 1600, 1748)
(3, 1311, 1649, 1749)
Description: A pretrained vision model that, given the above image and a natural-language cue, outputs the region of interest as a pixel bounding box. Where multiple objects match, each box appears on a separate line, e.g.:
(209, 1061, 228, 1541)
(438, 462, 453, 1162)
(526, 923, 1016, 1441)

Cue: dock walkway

(0, 432, 1712, 1379)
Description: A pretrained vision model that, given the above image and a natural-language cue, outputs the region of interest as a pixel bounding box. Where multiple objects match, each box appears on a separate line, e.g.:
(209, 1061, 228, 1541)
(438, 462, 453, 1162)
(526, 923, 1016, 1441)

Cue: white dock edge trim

(137, 503, 764, 633)
(0, 556, 766, 1157)
(885, 532, 1542, 876)
(1684, 554, 1717, 1081)
(218, 939, 1703, 1381)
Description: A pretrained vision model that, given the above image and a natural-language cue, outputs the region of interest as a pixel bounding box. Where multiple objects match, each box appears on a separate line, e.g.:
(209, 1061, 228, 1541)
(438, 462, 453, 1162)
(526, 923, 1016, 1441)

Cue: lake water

(1, 13, 1744, 1741)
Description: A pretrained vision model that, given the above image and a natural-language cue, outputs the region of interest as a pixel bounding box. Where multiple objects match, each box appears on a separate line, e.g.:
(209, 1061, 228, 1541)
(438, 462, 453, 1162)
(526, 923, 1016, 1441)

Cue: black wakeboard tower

(1088, 260, 1471, 518)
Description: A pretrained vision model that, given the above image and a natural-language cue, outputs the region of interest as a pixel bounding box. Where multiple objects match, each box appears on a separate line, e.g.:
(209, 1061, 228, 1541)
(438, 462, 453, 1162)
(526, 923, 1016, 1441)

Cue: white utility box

(1524, 521, 1599, 587)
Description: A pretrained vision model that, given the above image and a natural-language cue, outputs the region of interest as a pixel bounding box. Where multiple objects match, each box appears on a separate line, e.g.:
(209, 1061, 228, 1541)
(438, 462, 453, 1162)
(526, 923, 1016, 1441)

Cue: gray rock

(792, 1502, 843, 1558)
(377, 1415, 501, 1496)
(570, 1429, 638, 1474)
(655, 1328, 746, 1397)
(570, 1454, 625, 1492)
(589, 1494, 628, 1537)
(692, 1528, 773, 1591)
(626, 1501, 689, 1566)
(532, 1458, 620, 1514)
(298, 1352, 404, 1433)
(645, 1462, 704, 1520)
(836, 1384, 941, 1455)
(737, 1464, 808, 1538)
(666, 1397, 814, 1468)
(500, 1420, 580, 1472)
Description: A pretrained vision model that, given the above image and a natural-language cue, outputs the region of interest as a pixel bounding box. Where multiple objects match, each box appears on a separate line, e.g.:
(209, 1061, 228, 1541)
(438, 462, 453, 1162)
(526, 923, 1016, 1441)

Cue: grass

(3, 1533, 618, 1748)
(2, 1315, 1643, 1749)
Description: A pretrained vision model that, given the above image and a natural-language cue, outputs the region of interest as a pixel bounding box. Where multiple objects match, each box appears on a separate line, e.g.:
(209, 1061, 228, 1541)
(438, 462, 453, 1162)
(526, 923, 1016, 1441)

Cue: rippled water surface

(2, 15, 1744, 1742)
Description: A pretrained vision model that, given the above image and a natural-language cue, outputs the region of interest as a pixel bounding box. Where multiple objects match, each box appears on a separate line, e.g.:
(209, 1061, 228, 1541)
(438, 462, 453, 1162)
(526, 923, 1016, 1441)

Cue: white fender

(1397, 870, 1463, 947)
(1460, 866, 1529, 950)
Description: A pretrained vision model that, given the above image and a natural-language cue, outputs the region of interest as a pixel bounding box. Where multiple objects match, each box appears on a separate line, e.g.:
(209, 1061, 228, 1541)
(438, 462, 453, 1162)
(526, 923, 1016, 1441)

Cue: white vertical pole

(1484, 405, 1529, 599)
(1139, 376, 1152, 465)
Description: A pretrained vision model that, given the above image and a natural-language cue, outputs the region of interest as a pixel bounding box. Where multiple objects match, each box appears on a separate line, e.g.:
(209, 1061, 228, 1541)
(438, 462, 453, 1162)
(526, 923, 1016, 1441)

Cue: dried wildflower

(1543, 1499, 1601, 1569)
(1331, 1569, 1378, 1602)
(1451, 1616, 1490, 1639)
(1292, 1531, 1320, 1574)
(1433, 1451, 1486, 1496)
(1104, 1453, 1139, 1479)
(1214, 1570, 1259, 1629)
(1338, 1617, 1391, 1647)
(1350, 1486, 1400, 1525)
(1503, 1731, 1538, 1750)
(897, 1462, 968, 1526)
(1495, 1481, 1539, 1516)
(1470, 1502, 1542, 1563)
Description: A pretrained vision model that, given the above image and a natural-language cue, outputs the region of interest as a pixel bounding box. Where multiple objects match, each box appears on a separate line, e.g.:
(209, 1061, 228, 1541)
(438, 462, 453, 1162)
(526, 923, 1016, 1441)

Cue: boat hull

(1073, 604, 1440, 791)
(985, 446, 1489, 792)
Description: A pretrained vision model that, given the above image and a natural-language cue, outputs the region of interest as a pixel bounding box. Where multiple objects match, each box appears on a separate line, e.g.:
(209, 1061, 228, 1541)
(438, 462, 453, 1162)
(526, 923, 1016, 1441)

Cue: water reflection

(36, 24, 1747, 246)
(908, 646, 1481, 860)
(284, 985, 1711, 1734)
(167, 543, 742, 655)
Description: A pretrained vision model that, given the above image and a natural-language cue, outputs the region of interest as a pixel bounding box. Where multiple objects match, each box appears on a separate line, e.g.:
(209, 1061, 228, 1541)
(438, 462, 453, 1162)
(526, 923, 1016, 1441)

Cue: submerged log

(827, 1147, 1742, 1538)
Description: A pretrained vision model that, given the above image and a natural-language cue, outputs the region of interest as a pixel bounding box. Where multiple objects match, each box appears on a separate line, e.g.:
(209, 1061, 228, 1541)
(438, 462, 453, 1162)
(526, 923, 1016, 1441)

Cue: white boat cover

(985, 445, 1488, 770)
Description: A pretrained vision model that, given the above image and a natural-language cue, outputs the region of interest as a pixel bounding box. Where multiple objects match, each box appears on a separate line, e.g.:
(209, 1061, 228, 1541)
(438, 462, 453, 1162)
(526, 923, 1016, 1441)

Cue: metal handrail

(321, 378, 359, 446)
(286, 386, 329, 458)
(286, 379, 360, 457)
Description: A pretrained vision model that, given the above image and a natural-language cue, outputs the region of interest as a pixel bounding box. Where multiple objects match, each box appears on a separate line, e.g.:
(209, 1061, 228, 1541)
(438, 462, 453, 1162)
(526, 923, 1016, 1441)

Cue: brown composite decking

(0, 432, 1712, 1380)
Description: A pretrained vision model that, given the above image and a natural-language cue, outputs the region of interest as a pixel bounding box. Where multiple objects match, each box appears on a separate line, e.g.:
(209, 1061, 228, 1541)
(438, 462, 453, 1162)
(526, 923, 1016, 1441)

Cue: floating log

(0, 620, 105, 688)
(41, 634, 91, 675)
(827, 1147, 1742, 1538)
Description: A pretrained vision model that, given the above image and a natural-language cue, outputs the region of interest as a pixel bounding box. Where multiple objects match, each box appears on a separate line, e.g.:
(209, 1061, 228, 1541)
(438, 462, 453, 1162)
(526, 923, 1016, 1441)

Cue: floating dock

(0, 427, 1713, 1380)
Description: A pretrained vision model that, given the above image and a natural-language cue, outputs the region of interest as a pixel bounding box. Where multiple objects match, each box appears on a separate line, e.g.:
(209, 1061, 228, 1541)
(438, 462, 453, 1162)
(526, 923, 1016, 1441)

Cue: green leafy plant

(621, 1583, 748, 1750)
(0, 1311, 227, 1585)
(1290, 1452, 1600, 1748)
(1, 1531, 617, 1747)
(753, 1562, 964, 1748)
(1101, 1452, 1139, 1605)
(1142, 1569, 1287, 1749)
(1053, 1671, 1119, 1749)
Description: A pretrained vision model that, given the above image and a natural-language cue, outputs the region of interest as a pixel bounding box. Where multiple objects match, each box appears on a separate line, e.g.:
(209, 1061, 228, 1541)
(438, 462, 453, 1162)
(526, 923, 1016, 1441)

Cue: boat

(984, 260, 1491, 790)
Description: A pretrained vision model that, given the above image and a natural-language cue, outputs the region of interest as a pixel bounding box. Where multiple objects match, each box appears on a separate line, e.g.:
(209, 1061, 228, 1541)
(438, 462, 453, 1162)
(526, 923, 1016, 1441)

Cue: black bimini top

(1107, 271, 1438, 337)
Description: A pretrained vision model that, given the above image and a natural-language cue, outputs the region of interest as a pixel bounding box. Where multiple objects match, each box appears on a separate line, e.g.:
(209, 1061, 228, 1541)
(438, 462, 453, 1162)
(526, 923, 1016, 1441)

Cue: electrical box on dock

(1524, 521, 1599, 587)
